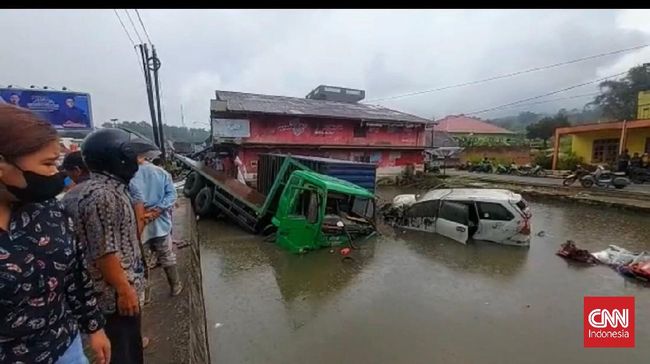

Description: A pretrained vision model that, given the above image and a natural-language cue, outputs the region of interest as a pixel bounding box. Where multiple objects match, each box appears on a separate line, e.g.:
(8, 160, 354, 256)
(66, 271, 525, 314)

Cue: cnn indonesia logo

(584, 296, 635, 348)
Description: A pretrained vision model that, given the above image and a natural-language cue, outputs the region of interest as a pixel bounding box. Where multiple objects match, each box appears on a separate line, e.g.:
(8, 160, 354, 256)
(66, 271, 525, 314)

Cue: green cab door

(275, 185, 323, 253)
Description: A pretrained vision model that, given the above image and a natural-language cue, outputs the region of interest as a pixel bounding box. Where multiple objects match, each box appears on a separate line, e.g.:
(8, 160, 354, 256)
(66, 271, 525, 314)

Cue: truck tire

(194, 187, 215, 217)
(183, 172, 204, 198)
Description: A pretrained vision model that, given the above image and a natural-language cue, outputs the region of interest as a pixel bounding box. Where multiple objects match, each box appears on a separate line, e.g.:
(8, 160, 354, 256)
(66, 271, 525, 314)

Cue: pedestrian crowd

(0, 104, 182, 364)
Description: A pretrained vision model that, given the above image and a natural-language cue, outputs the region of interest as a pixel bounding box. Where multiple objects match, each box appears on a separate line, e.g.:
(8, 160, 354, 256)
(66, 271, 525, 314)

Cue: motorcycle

(495, 164, 511, 174)
(470, 162, 493, 173)
(517, 164, 547, 177)
(580, 165, 630, 189)
(562, 165, 590, 186)
(627, 167, 650, 184)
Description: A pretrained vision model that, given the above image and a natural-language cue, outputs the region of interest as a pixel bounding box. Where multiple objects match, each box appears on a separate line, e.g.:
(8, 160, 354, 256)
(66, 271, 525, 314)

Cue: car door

(403, 200, 439, 232)
(435, 201, 469, 244)
(473, 201, 516, 243)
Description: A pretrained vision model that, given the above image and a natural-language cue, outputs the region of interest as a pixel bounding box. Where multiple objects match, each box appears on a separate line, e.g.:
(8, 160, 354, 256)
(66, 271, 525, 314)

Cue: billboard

(212, 118, 250, 139)
(0, 88, 93, 130)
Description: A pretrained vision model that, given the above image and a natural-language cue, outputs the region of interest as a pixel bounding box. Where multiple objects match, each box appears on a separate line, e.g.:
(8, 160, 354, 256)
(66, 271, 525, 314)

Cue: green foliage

(557, 151, 584, 171)
(587, 65, 650, 121)
(455, 135, 528, 147)
(532, 152, 552, 169)
(525, 112, 571, 147)
(101, 121, 209, 144)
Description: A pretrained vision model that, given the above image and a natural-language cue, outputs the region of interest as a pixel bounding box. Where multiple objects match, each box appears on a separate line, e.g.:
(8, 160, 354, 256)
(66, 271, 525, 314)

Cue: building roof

(213, 90, 430, 124)
(435, 115, 514, 134)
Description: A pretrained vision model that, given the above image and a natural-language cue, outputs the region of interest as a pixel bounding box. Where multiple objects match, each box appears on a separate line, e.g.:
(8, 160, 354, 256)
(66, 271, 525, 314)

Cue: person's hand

(87, 329, 111, 364)
(116, 284, 140, 316)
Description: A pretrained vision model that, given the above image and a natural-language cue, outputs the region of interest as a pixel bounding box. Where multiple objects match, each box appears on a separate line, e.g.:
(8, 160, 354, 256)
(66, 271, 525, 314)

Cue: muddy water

(199, 190, 650, 364)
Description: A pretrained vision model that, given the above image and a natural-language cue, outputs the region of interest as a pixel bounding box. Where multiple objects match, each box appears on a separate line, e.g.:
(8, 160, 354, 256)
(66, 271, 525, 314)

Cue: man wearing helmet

(62, 128, 148, 364)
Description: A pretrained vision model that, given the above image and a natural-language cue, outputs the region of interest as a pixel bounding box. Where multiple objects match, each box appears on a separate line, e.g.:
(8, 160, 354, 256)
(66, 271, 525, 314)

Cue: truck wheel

(194, 187, 215, 217)
(183, 172, 204, 198)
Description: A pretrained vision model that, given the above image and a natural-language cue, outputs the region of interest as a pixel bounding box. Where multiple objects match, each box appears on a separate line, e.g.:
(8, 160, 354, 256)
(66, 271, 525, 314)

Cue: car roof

(418, 188, 522, 203)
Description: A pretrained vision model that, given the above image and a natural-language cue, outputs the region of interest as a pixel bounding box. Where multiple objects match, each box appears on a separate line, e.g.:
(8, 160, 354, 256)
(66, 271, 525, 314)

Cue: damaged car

(383, 188, 531, 246)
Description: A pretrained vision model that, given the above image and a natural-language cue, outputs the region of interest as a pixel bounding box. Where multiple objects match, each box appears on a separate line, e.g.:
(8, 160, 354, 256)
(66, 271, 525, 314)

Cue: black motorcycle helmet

(81, 128, 142, 183)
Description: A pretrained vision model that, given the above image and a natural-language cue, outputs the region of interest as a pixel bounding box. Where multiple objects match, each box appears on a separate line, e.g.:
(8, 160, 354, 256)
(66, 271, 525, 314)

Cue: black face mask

(6, 169, 66, 203)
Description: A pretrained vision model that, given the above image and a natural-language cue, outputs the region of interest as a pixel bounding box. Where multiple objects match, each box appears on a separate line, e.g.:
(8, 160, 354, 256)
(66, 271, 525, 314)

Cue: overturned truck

(176, 153, 377, 253)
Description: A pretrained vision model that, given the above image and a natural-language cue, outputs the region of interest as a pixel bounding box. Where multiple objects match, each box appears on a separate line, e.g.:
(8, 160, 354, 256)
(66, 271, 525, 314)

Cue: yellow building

(552, 119, 650, 169)
(638, 91, 650, 119)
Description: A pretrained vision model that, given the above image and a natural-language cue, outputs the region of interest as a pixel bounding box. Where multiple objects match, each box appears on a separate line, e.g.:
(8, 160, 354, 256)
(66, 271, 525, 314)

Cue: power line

(134, 9, 153, 44)
(367, 43, 649, 103)
(113, 9, 135, 46)
(124, 9, 144, 44)
(484, 92, 601, 113)
(464, 71, 628, 116)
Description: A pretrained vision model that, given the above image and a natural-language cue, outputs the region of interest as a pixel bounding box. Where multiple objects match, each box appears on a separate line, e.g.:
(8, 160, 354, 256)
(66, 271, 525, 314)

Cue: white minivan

(387, 188, 532, 246)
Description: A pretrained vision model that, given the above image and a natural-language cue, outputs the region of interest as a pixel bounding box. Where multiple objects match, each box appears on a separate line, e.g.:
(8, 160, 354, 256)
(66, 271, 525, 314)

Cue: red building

(210, 86, 433, 180)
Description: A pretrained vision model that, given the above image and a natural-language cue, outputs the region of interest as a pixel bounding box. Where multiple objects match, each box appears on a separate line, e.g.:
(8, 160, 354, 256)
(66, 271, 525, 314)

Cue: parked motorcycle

(470, 162, 493, 173)
(562, 165, 590, 186)
(627, 167, 650, 184)
(495, 164, 511, 174)
(517, 164, 547, 177)
(580, 165, 630, 189)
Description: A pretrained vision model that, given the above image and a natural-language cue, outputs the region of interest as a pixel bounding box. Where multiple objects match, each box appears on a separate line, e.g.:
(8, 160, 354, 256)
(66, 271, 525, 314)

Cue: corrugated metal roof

(214, 90, 430, 124)
(436, 115, 514, 134)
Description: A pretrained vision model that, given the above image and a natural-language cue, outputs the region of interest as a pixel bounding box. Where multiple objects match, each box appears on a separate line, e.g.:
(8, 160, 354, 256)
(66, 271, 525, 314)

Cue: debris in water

(340, 247, 351, 256)
(329, 249, 335, 254)
(537, 231, 545, 237)
(214, 323, 223, 328)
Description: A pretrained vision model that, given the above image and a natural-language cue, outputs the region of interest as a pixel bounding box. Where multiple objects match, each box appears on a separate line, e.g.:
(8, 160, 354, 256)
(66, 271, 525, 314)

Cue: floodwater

(199, 188, 650, 364)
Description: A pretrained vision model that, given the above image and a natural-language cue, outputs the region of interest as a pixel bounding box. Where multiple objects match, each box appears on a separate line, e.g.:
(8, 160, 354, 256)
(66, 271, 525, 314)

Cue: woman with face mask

(0, 105, 111, 364)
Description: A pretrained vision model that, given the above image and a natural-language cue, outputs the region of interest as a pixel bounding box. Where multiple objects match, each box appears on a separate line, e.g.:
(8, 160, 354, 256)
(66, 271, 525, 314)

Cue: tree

(588, 64, 650, 121)
(100, 121, 210, 144)
(526, 112, 570, 148)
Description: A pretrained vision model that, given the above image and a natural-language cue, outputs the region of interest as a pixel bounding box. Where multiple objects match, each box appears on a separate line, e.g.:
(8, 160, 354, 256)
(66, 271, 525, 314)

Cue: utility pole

(138, 44, 160, 149)
(150, 45, 166, 161)
(180, 104, 185, 128)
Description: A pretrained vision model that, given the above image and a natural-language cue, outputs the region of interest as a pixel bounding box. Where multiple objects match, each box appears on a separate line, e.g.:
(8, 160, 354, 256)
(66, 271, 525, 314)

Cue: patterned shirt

(62, 172, 145, 314)
(0, 199, 105, 364)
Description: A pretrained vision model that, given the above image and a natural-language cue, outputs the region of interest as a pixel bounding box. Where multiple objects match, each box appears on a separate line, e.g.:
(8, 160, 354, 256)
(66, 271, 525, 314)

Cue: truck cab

(272, 170, 376, 254)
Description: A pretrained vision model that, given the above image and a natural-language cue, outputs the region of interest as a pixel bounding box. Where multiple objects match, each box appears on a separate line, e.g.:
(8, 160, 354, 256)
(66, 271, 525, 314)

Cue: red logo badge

(584, 296, 635, 348)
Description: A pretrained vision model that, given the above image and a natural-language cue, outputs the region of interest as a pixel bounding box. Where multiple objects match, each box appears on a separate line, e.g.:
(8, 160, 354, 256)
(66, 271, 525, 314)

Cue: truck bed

(176, 155, 267, 209)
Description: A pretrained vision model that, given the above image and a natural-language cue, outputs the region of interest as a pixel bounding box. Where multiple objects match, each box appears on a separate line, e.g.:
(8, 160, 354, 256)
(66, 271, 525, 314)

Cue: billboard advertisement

(212, 118, 250, 139)
(0, 88, 93, 130)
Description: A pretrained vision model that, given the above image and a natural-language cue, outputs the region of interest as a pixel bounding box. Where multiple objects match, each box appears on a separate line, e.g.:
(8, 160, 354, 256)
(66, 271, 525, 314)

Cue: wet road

(199, 191, 650, 364)
(448, 170, 650, 195)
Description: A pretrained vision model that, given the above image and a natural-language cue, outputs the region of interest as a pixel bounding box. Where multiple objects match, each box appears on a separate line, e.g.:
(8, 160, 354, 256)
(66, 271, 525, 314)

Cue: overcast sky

(2, 9, 649, 128)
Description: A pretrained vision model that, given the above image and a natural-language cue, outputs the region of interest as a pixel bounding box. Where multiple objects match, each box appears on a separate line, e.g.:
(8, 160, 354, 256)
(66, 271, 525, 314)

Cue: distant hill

(489, 106, 607, 132)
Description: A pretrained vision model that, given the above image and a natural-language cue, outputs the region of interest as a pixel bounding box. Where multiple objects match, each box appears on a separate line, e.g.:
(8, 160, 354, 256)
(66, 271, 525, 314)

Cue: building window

(353, 125, 367, 137)
(592, 139, 619, 163)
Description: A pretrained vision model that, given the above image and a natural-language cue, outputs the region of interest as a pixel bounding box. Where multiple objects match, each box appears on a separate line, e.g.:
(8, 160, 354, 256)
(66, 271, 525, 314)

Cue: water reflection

(266, 240, 377, 304)
(395, 229, 528, 279)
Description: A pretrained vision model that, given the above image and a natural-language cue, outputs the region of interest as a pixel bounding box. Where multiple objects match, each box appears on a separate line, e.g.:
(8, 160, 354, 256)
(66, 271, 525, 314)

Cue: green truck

(177, 153, 377, 253)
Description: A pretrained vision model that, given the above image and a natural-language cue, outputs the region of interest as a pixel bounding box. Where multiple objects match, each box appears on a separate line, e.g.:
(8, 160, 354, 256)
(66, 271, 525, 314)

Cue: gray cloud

(1, 9, 648, 128)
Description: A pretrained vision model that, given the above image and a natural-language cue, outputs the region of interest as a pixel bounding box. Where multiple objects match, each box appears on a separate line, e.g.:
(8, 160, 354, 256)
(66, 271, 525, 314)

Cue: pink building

(210, 87, 436, 179)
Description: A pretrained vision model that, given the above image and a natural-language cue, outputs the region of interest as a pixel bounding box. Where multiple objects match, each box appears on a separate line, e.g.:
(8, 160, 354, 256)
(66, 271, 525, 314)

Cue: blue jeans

(56, 334, 89, 364)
